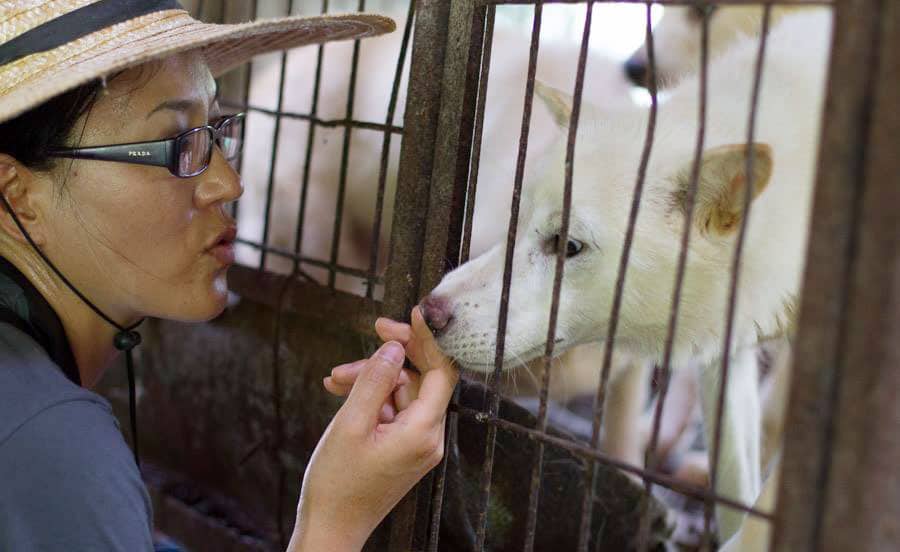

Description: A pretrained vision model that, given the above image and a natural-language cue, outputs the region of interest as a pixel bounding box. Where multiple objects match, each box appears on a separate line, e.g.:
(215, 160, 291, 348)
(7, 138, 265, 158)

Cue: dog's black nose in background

(624, 57, 648, 87)
(420, 294, 453, 336)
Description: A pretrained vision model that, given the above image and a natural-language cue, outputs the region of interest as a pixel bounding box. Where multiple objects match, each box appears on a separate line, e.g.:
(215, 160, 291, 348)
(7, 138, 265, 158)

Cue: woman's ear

(0, 154, 47, 246)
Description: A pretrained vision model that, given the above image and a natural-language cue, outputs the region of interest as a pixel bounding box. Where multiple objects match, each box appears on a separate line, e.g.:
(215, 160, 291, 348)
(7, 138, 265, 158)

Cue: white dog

(236, 12, 651, 465)
(625, 4, 808, 88)
(420, 10, 832, 546)
(236, 15, 633, 291)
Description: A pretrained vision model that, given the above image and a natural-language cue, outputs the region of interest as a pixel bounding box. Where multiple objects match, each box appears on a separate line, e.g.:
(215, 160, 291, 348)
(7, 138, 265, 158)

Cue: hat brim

(0, 10, 395, 124)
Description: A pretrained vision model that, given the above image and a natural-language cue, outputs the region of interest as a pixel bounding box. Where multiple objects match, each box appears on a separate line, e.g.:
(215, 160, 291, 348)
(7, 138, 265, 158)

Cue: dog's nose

(624, 57, 647, 87)
(420, 294, 453, 336)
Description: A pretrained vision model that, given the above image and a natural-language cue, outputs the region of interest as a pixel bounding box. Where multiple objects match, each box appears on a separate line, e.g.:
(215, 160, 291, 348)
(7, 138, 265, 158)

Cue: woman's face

(37, 53, 242, 323)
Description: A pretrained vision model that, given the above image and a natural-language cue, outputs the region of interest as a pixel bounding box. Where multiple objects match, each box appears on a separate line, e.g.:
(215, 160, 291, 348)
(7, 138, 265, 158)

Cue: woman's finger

(393, 377, 419, 411)
(403, 307, 459, 427)
(323, 376, 353, 397)
(341, 342, 406, 433)
(333, 362, 412, 386)
(375, 317, 412, 345)
(378, 401, 398, 424)
(330, 359, 367, 384)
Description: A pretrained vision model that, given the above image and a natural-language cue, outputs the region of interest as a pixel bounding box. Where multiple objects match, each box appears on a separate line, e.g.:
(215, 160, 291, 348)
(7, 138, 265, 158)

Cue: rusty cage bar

(122, 0, 900, 550)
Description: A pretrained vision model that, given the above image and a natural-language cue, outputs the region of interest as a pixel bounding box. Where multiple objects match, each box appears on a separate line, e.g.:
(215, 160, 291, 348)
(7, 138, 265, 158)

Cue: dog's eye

(550, 235, 584, 258)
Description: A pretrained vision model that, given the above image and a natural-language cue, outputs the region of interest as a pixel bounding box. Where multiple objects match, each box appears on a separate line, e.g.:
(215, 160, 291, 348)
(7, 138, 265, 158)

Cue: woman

(0, 2, 457, 551)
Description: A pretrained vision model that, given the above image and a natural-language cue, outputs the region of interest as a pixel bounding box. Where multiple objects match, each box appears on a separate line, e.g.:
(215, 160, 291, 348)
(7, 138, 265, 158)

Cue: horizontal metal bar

(235, 238, 384, 283)
(479, 0, 833, 5)
(227, 264, 382, 338)
(451, 404, 777, 523)
(222, 100, 404, 134)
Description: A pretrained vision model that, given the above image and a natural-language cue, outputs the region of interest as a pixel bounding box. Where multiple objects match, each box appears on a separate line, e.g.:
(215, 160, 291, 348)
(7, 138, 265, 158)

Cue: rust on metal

(520, 7, 550, 552)
(458, 7, 496, 265)
(453, 404, 776, 522)
(817, 2, 900, 548)
(221, 100, 403, 134)
(292, 0, 328, 274)
(637, 6, 710, 551)
(703, 5, 772, 549)
(327, 0, 366, 290)
(473, 0, 545, 544)
(579, 3, 658, 549)
(367, 0, 416, 299)
(228, 264, 382, 338)
(775, 0, 900, 549)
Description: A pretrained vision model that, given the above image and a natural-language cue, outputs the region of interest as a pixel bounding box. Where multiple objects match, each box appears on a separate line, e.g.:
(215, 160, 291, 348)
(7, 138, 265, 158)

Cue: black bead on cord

(0, 196, 145, 467)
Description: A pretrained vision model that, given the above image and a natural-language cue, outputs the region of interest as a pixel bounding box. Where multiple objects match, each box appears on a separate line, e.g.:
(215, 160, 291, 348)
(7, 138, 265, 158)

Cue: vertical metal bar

(327, 0, 366, 289)
(258, 0, 296, 270)
(366, 0, 416, 299)
(381, 0, 452, 321)
(459, 7, 496, 265)
(472, 2, 548, 547)
(520, 3, 568, 550)
(774, 0, 890, 550)
(426, 386, 460, 552)
(816, 2, 900, 547)
(578, 3, 657, 550)
(418, 3, 484, 294)
(419, 5, 488, 548)
(379, 0, 465, 548)
(702, 6, 771, 549)
(292, 0, 328, 270)
(220, 0, 257, 221)
(636, 6, 709, 552)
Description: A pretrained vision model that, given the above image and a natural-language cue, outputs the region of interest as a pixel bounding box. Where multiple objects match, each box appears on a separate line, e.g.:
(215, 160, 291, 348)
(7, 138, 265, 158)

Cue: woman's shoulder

(0, 322, 154, 551)
(0, 321, 111, 445)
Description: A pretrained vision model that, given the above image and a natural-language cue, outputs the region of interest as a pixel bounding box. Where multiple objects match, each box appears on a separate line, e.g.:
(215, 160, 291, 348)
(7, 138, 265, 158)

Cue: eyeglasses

(48, 113, 245, 178)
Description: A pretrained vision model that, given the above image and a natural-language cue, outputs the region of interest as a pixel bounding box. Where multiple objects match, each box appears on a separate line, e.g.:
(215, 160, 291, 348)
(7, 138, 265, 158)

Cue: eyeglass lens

(217, 116, 243, 162)
(174, 116, 243, 177)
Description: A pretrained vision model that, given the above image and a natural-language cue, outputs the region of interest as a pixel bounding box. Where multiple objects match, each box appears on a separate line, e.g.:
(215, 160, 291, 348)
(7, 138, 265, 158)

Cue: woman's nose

(193, 150, 243, 209)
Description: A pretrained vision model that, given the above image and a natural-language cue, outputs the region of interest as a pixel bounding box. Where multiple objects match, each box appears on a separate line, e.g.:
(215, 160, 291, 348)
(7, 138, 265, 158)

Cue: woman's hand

(289, 307, 458, 551)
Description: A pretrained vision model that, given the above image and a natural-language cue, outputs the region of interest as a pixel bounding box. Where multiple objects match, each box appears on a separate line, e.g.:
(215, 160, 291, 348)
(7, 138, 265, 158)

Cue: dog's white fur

(236, 18, 633, 289)
(427, 10, 831, 545)
(236, 15, 650, 466)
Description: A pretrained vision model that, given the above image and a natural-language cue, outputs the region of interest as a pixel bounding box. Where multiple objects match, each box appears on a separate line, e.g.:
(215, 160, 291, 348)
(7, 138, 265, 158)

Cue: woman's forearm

(286, 518, 367, 552)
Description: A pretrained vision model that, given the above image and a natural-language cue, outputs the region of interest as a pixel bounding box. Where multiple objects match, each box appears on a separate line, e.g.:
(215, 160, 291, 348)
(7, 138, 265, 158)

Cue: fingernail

(377, 341, 405, 364)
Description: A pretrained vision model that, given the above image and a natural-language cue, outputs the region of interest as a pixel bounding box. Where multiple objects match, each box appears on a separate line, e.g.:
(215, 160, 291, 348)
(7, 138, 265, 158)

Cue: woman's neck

(3, 247, 129, 388)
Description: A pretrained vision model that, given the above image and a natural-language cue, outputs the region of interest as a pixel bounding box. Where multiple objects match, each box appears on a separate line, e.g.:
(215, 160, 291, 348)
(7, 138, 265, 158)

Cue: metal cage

(122, 1, 900, 551)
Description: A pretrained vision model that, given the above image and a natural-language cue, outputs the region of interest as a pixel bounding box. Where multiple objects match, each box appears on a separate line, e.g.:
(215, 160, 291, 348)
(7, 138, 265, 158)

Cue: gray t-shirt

(0, 322, 154, 551)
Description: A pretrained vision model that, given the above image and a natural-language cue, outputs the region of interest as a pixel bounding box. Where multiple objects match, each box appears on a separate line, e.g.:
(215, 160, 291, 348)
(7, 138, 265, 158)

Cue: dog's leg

(602, 357, 651, 467)
(698, 346, 762, 543)
(760, 339, 791, 476)
(719, 454, 781, 552)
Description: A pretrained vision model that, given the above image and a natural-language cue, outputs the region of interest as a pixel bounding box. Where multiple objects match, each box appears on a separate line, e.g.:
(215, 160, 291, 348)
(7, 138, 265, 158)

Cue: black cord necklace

(0, 196, 144, 467)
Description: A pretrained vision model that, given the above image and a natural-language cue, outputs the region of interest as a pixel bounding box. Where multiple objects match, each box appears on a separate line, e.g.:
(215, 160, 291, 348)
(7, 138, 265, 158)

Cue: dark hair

(0, 80, 103, 171)
(0, 62, 165, 173)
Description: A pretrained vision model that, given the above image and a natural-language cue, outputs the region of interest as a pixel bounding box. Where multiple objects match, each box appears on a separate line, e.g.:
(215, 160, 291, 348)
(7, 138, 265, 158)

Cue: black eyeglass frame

(48, 113, 245, 178)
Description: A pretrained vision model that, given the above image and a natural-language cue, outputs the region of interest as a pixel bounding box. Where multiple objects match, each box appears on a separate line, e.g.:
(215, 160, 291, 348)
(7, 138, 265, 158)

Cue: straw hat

(0, 0, 396, 124)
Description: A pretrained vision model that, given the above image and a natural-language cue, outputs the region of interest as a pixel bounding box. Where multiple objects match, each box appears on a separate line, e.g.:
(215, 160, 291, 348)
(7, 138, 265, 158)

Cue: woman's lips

(209, 242, 236, 266)
(207, 226, 237, 266)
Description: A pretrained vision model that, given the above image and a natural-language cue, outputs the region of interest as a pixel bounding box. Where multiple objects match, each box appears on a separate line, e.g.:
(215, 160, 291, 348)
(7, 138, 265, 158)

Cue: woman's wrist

(288, 506, 370, 552)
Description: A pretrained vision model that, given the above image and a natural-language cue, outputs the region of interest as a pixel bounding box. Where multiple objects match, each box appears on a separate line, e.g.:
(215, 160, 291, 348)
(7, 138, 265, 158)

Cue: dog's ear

(534, 81, 572, 129)
(675, 143, 773, 236)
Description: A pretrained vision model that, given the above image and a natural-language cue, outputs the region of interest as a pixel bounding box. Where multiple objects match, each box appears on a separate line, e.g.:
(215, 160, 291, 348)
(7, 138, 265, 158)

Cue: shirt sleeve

(0, 397, 154, 552)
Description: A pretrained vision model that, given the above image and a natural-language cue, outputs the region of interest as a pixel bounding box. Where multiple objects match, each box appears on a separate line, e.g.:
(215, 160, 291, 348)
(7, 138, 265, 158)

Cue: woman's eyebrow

(147, 85, 218, 120)
(146, 98, 202, 119)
